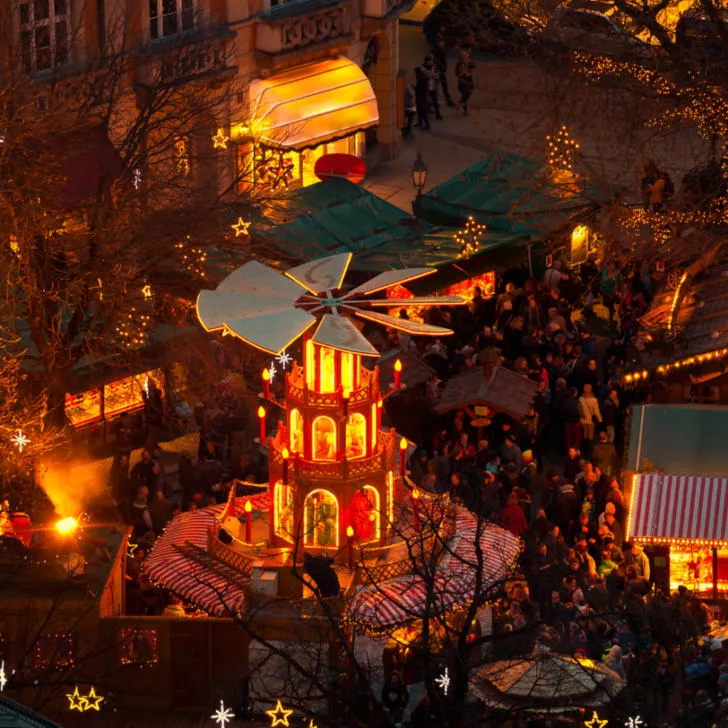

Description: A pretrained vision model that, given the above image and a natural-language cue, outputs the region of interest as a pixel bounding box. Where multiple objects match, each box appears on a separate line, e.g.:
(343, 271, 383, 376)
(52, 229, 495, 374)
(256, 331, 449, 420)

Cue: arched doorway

(304, 489, 339, 547)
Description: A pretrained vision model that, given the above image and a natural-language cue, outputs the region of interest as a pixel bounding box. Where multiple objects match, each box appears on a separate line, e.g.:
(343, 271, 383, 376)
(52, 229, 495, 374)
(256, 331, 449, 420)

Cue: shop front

(627, 472, 728, 598)
(65, 368, 164, 435)
(236, 57, 379, 190)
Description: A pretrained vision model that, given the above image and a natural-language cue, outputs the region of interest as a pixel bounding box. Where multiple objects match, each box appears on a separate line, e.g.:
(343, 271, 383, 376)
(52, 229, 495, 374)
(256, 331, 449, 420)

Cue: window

(312, 416, 336, 461)
(35, 634, 74, 670)
(304, 489, 338, 547)
(274, 481, 294, 540)
(345, 413, 366, 460)
(149, 0, 195, 40)
(319, 347, 335, 393)
(289, 409, 303, 454)
(352, 486, 379, 542)
(18, 0, 71, 74)
(120, 629, 158, 666)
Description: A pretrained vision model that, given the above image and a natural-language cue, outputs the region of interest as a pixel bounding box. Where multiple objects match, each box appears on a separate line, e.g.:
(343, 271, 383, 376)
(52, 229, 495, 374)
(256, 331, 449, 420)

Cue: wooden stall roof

(376, 349, 436, 391)
(435, 365, 538, 421)
(636, 260, 728, 369)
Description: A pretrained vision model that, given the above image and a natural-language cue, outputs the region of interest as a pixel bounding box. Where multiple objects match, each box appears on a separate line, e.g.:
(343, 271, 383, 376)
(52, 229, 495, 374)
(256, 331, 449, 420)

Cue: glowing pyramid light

(196, 252, 464, 356)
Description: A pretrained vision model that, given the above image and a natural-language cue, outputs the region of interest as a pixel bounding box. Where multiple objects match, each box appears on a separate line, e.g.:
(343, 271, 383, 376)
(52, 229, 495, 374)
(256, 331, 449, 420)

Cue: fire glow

(55, 517, 78, 535)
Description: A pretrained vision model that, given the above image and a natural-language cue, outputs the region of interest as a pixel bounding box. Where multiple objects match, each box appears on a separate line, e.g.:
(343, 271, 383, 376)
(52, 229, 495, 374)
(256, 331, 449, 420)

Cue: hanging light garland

(546, 125, 580, 173)
(454, 216, 486, 259)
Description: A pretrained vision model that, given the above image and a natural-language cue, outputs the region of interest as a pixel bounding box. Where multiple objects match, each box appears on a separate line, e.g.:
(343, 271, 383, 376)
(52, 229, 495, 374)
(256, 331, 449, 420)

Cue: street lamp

(411, 152, 428, 216)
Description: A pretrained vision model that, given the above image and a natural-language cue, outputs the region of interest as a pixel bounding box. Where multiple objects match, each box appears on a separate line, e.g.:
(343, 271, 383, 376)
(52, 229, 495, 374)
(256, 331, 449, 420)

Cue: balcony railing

(255, 1, 352, 55)
(286, 364, 379, 408)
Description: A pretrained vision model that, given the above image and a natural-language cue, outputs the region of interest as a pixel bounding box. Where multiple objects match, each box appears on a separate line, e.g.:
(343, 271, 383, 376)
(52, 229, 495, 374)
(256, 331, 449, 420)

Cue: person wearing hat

(500, 434, 522, 469)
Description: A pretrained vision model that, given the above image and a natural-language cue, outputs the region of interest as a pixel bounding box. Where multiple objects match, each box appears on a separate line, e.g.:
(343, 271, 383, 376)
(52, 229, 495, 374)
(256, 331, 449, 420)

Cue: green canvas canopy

(416, 151, 607, 234)
(263, 179, 537, 280)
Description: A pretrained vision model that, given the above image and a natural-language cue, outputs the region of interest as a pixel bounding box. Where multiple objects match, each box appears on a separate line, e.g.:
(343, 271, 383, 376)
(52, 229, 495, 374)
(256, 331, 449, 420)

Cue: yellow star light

(266, 699, 293, 727)
(231, 217, 251, 238)
(584, 711, 608, 728)
(212, 128, 229, 150)
(142, 284, 152, 299)
(84, 686, 104, 711)
(308, 720, 318, 728)
(66, 686, 86, 712)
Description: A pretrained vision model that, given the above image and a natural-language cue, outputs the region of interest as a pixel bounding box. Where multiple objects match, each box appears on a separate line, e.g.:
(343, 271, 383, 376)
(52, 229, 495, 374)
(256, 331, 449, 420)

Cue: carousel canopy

(0, 695, 63, 727)
(469, 652, 625, 714)
(248, 57, 378, 150)
(347, 507, 520, 632)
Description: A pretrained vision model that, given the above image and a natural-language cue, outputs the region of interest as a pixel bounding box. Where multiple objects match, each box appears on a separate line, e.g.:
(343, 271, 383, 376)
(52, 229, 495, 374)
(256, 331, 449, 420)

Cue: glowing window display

(305, 339, 316, 390)
(345, 413, 366, 459)
(313, 416, 336, 461)
(341, 352, 356, 391)
(319, 346, 336, 393)
(275, 481, 294, 541)
(289, 408, 303, 453)
(304, 489, 338, 547)
(351, 486, 380, 543)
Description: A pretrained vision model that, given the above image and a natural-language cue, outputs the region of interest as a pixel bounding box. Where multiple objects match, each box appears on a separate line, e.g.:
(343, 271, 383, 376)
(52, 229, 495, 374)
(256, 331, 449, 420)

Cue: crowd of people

(106, 252, 728, 726)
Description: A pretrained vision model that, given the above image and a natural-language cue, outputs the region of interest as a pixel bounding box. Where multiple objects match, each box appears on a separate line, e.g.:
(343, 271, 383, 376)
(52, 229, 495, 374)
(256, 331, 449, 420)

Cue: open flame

(55, 516, 78, 535)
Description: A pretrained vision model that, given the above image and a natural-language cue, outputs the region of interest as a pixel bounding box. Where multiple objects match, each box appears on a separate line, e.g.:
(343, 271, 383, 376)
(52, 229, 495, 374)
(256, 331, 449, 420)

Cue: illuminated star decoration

(585, 711, 608, 728)
(212, 128, 230, 150)
(625, 718, 644, 728)
(435, 667, 450, 695)
(132, 167, 143, 190)
(275, 350, 292, 371)
(211, 699, 235, 728)
(266, 699, 293, 727)
(267, 362, 277, 383)
(66, 686, 86, 712)
(11, 429, 29, 453)
(84, 686, 104, 711)
(231, 217, 251, 238)
(0, 661, 6, 692)
(308, 720, 318, 728)
(142, 284, 152, 299)
(454, 216, 486, 259)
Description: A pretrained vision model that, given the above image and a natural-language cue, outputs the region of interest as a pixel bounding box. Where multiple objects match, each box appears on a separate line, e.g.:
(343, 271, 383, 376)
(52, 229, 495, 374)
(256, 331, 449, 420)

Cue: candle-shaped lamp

(399, 437, 407, 477)
(282, 447, 290, 485)
(262, 367, 270, 398)
(244, 499, 252, 543)
(411, 487, 421, 533)
(394, 358, 402, 389)
(258, 405, 266, 443)
(346, 525, 355, 570)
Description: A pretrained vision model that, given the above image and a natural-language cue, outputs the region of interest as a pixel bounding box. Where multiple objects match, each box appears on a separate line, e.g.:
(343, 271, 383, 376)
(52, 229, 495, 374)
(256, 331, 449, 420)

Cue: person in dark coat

(561, 388, 583, 450)
(553, 482, 579, 534)
(414, 66, 430, 130)
(432, 38, 455, 106)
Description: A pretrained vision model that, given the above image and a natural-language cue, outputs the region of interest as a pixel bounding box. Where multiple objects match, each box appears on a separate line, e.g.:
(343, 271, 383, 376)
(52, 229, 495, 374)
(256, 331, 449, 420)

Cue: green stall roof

(264, 178, 534, 277)
(627, 404, 728, 476)
(417, 151, 607, 233)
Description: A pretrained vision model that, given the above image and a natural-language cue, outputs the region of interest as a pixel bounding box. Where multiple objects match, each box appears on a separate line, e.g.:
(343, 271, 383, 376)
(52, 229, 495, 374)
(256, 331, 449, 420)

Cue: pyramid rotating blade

(217, 260, 307, 299)
(312, 314, 379, 357)
(353, 309, 453, 336)
(285, 253, 353, 294)
(196, 291, 297, 330)
(345, 267, 436, 297)
(224, 309, 316, 354)
(364, 296, 466, 307)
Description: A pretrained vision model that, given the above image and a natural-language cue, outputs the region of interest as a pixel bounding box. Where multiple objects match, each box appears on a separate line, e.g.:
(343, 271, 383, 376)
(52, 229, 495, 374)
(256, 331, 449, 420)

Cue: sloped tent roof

(0, 695, 63, 727)
(469, 652, 624, 713)
(263, 179, 532, 276)
(435, 365, 538, 421)
(416, 151, 605, 234)
(626, 404, 728, 475)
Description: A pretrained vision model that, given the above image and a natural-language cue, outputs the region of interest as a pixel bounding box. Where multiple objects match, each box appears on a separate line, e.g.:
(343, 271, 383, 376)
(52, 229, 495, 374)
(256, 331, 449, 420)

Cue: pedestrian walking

(414, 66, 430, 130)
(421, 55, 443, 120)
(433, 38, 455, 107)
(402, 73, 416, 137)
(455, 50, 475, 116)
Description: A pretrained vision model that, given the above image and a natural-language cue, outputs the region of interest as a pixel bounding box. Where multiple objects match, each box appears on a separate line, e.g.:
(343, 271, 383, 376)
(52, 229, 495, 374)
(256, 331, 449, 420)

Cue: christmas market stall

(625, 403, 728, 599)
(629, 260, 728, 405)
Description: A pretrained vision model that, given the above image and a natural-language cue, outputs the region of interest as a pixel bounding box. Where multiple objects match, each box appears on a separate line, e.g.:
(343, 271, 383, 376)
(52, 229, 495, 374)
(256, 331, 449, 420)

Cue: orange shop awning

(248, 57, 379, 150)
(627, 473, 728, 545)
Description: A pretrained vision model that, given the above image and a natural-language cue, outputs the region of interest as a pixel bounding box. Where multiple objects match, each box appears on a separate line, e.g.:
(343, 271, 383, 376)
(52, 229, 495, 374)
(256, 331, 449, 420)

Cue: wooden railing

(285, 365, 379, 408)
(208, 526, 255, 578)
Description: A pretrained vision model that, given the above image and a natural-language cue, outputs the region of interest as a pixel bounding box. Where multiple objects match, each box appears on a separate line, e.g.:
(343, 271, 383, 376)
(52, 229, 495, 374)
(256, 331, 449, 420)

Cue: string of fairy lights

(546, 125, 579, 173)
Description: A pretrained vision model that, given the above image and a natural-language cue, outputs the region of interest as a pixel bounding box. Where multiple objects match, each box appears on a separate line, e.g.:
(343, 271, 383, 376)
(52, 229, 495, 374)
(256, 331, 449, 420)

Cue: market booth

(625, 404, 728, 598)
(236, 57, 378, 190)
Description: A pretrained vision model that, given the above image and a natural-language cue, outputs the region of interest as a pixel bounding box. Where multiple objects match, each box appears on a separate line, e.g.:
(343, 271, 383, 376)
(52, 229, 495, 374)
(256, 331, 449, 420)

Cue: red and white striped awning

(628, 473, 728, 544)
(144, 493, 269, 617)
(346, 508, 520, 631)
